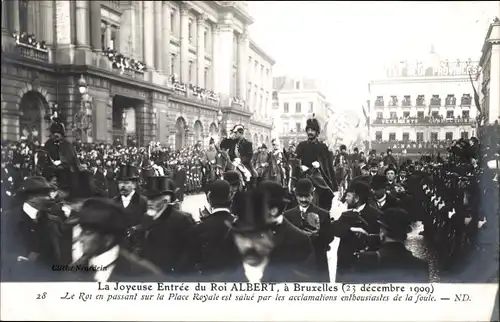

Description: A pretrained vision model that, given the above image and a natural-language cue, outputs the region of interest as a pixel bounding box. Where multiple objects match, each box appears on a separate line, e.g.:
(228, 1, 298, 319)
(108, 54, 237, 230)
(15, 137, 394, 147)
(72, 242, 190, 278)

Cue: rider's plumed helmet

(305, 118, 320, 133)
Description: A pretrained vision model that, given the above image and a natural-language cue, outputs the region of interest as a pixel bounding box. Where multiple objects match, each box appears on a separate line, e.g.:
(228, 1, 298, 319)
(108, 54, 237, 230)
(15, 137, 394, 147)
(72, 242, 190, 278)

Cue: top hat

(144, 176, 178, 199)
(50, 122, 66, 136)
(384, 164, 397, 174)
(223, 170, 240, 186)
(294, 178, 315, 196)
(305, 118, 320, 133)
(340, 144, 347, 151)
(258, 180, 291, 206)
(16, 176, 57, 195)
(378, 208, 412, 241)
(66, 197, 128, 237)
(346, 180, 371, 202)
(387, 148, 392, 153)
(209, 137, 215, 144)
(369, 162, 379, 169)
(206, 179, 232, 206)
(226, 190, 272, 233)
(371, 175, 388, 191)
(261, 144, 267, 149)
(116, 164, 140, 181)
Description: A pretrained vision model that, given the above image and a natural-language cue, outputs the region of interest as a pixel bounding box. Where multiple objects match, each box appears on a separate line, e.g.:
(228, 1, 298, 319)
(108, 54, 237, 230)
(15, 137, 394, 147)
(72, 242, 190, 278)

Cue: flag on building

(468, 71, 482, 122)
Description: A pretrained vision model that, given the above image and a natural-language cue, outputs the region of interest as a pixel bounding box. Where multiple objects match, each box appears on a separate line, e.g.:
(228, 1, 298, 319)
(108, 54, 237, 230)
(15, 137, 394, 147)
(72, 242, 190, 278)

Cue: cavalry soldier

(112, 164, 147, 254)
(66, 198, 164, 282)
(252, 143, 270, 183)
(140, 176, 195, 277)
(283, 178, 334, 282)
(225, 124, 255, 188)
(295, 117, 337, 211)
(43, 121, 80, 194)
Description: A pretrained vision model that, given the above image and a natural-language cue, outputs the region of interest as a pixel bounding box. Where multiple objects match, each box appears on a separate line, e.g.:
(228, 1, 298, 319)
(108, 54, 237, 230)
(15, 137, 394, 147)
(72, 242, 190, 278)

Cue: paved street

(181, 193, 439, 282)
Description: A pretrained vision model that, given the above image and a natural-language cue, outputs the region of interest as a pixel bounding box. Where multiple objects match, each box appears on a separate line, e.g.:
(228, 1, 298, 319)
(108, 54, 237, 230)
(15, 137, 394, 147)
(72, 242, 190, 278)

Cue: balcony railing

(370, 140, 454, 153)
(373, 116, 475, 126)
(102, 48, 145, 75)
(11, 33, 49, 63)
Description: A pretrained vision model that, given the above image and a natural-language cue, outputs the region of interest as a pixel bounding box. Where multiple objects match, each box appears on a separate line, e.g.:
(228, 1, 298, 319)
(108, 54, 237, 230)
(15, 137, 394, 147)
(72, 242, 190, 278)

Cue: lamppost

(75, 75, 93, 143)
(217, 109, 224, 140)
(152, 107, 158, 143)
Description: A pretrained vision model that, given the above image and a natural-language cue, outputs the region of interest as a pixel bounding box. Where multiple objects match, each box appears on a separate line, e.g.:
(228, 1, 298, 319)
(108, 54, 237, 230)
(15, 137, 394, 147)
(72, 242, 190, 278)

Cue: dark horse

(205, 149, 235, 184)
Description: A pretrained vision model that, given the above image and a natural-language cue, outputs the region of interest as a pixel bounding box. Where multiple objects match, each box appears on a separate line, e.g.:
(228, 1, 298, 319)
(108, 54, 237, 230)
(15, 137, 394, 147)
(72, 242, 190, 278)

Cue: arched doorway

(112, 95, 140, 146)
(265, 135, 269, 146)
(175, 117, 186, 151)
(193, 120, 203, 146)
(260, 134, 264, 147)
(209, 122, 218, 140)
(19, 91, 48, 143)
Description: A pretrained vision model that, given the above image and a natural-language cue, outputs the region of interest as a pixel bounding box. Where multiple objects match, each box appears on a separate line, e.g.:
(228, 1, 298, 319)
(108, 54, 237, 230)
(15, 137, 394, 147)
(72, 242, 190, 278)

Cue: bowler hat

(206, 179, 232, 205)
(371, 175, 388, 191)
(346, 180, 371, 202)
(16, 176, 57, 195)
(116, 164, 139, 181)
(226, 190, 272, 233)
(294, 178, 315, 196)
(378, 208, 412, 241)
(223, 170, 240, 185)
(50, 122, 66, 136)
(209, 137, 215, 144)
(259, 180, 291, 205)
(384, 164, 397, 174)
(144, 176, 178, 200)
(261, 143, 267, 149)
(66, 198, 128, 237)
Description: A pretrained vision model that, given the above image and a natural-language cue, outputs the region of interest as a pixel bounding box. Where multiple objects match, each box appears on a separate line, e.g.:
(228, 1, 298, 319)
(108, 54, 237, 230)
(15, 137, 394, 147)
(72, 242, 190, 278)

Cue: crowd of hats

(13, 33, 48, 51)
(102, 48, 146, 73)
(170, 75, 220, 102)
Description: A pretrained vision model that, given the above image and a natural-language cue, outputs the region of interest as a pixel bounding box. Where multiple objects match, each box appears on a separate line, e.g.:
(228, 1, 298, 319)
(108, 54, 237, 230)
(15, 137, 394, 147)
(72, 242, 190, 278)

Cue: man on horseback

(224, 124, 256, 189)
(295, 118, 338, 211)
(252, 143, 270, 183)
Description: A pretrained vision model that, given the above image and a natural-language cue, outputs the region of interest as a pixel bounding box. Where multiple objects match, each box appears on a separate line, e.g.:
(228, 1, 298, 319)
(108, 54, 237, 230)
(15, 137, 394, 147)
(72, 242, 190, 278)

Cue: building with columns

(367, 47, 479, 155)
(1, 0, 273, 150)
(272, 76, 330, 148)
(478, 18, 500, 125)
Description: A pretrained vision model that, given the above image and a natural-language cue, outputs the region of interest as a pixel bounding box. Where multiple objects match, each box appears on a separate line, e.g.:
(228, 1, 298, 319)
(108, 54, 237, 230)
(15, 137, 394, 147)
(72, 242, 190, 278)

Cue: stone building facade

(1, 0, 273, 149)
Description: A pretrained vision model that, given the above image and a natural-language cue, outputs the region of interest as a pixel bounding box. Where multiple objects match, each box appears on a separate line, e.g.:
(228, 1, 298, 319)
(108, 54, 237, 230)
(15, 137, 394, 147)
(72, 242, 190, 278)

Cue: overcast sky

(248, 1, 499, 116)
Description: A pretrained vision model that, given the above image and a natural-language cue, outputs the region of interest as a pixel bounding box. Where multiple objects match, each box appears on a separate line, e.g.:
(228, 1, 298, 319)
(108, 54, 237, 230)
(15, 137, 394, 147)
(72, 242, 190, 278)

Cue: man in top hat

(173, 159, 187, 202)
(1, 176, 62, 281)
(252, 143, 270, 182)
(43, 121, 81, 193)
(346, 208, 429, 283)
(112, 164, 147, 254)
(181, 179, 238, 277)
(213, 191, 311, 282)
(371, 175, 400, 212)
(258, 180, 315, 274)
(283, 178, 335, 282)
(66, 198, 164, 282)
(335, 180, 382, 280)
(139, 176, 195, 277)
(295, 117, 337, 212)
(223, 170, 243, 200)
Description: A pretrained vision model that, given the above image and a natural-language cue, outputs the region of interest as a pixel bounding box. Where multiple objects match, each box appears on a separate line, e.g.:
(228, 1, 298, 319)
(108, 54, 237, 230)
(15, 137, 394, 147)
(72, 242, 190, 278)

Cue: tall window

(188, 61, 193, 83)
(403, 111, 410, 118)
(430, 132, 438, 141)
(308, 102, 314, 113)
(389, 133, 396, 141)
(19, 0, 28, 33)
(431, 111, 439, 118)
(417, 132, 424, 142)
(445, 132, 453, 141)
(446, 110, 454, 118)
(295, 81, 301, 89)
(295, 102, 301, 113)
(204, 68, 208, 88)
(110, 27, 118, 50)
(402, 133, 410, 141)
(376, 112, 383, 119)
(461, 132, 469, 139)
(101, 22, 106, 49)
(402, 95, 411, 107)
(170, 54, 176, 75)
(284, 102, 289, 113)
(375, 131, 382, 141)
(416, 95, 425, 106)
(390, 112, 397, 118)
(446, 94, 456, 106)
(375, 96, 385, 107)
(417, 111, 424, 118)
(462, 110, 470, 119)
(204, 29, 208, 51)
(260, 93, 263, 114)
(170, 11, 175, 34)
(295, 123, 301, 132)
(461, 94, 472, 106)
(188, 19, 193, 43)
(430, 95, 441, 106)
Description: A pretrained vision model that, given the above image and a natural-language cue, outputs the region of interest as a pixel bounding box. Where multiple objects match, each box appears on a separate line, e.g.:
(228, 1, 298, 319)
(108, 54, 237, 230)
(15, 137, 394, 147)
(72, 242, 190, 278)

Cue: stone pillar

(211, 27, 219, 92)
(75, 0, 89, 48)
(10, 0, 20, 34)
(39, 1, 53, 46)
(196, 15, 206, 88)
(104, 23, 111, 49)
(215, 24, 234, 96)
(154, 1, 162, 72)
(162, 2, 172, 76)
(89, 0, 102, 51)
(180, 3, 190, 83)
(27, 1, 34, 34)
(488, 42, 500, 124)
(1, 0, 7, 32)
(55, 1, 71, 45)
(143, 1, 154, 69)
(238, 29, 249, 100)
(119, 3, 133, 55)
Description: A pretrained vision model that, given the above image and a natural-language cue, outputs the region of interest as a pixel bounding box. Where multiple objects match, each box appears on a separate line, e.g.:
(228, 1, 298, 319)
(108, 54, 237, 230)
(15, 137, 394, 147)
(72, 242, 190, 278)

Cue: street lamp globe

(78, 75, 87, 95)
(217, 110, 223, 122)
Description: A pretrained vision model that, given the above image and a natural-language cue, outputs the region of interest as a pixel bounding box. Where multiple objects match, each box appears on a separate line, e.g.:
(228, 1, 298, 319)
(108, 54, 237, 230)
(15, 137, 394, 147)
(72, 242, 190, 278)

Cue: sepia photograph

(0, 0, 499, 314)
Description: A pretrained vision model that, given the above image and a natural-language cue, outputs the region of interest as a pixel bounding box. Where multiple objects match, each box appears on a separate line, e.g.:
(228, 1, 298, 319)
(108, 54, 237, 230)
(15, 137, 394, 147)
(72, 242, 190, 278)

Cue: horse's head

(215, 150, 234, 171)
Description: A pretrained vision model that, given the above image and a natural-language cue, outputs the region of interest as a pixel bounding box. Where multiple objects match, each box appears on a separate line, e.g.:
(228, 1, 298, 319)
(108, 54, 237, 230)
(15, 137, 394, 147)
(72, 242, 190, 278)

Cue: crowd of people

(0, 117, 498, 284)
